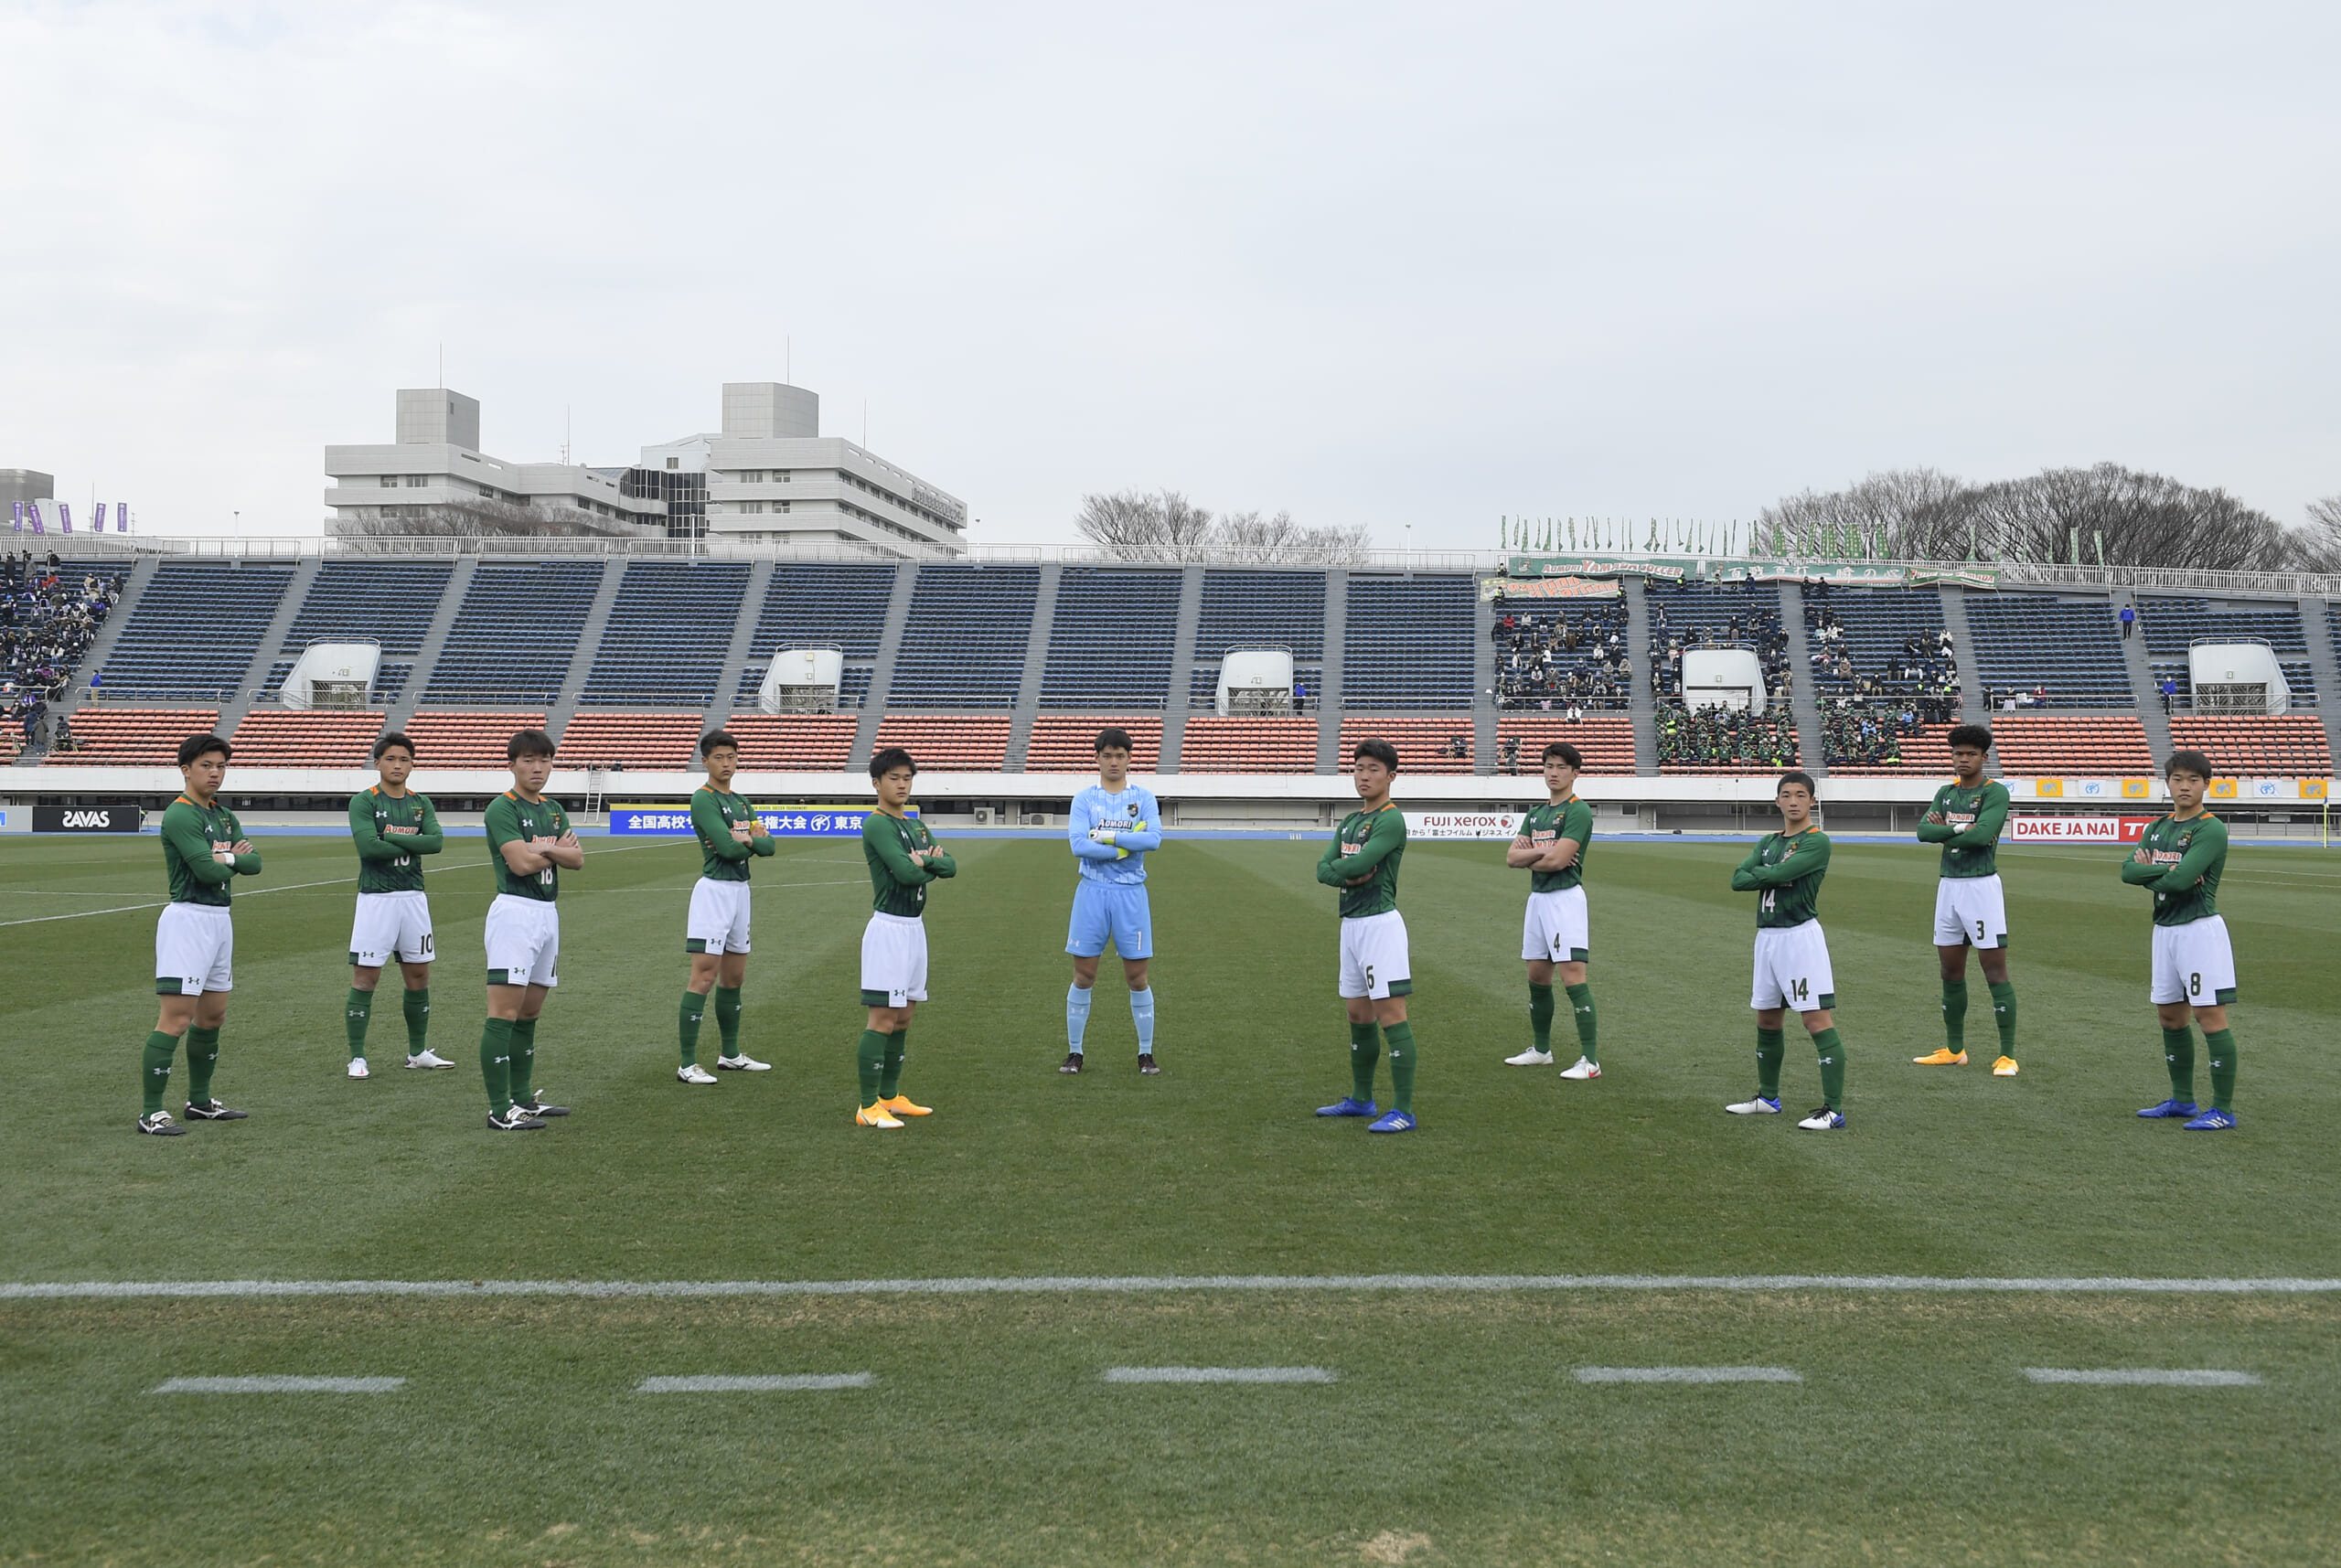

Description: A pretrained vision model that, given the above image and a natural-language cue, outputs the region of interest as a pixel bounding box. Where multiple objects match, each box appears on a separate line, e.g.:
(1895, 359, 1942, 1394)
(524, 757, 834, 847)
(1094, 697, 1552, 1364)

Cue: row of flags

(11, 501, 130, 534)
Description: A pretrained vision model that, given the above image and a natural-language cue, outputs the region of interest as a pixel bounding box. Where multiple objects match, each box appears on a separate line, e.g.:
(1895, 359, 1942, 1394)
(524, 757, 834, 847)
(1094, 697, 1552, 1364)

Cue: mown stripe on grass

(10, 1274, 2341, 1300)
(2023, 1368, 2263, 1386)
(152, 1376, 404, 1393)
(1577, 1366, 1801, 1383)
(1103, 1366, 1336, 1383)
(636, 1373, 872, 1392)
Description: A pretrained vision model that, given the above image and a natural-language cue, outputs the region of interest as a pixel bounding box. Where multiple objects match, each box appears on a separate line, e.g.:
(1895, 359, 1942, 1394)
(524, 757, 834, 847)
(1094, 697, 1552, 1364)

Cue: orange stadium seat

(1983, 715, 2154, 775)
(722, 715, 859, 771)
(1338, 718, 1478, 774)
(228, 709, 386, 768)
(554, 712, 703, 770)
(2168, 715, 2333, 776)
(1024, 716, 1163, 773)
(1494, 717, 1637, 775)
(402, 711, 546, 768)
(1177, 717, 1319, 773)
(48, 708, 217, 766)
(872, 715, 1012, 770)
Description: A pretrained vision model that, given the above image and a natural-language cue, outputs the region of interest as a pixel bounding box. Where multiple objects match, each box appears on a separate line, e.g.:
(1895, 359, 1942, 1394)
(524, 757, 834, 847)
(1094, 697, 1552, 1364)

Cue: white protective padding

(1682, 646, 1768, 712)
(280, 642, 380, 709)
(2189, 642, 2290, 714)
(761, 647, 844, 713)
(1218, 648, 1297, 715)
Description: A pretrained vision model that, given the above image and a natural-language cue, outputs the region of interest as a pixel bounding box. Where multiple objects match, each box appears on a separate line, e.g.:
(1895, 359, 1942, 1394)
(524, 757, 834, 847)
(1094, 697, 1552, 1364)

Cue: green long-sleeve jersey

(1730, 828, 1831, 929)
(484, 790, 572, 902)
(350, 787, 444, 893)
(1915, 779, 2008, 880)
(862, 808, 955, 917)
(1318, 804, 1406, 918)
(161, 795, 262, 907)
(2119, 812, 2227, 926)
(692, 788, 775, 882)
(1517, 797, 1594, 893)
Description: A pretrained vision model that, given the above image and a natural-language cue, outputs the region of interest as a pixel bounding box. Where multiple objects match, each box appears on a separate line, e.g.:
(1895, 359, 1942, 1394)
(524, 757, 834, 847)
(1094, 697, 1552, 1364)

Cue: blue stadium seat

(1040, 568, 1181, 709)
(1644, 579, 1791, 704)
(425, 562, 604, 705)
(886, 564, 1040, 709)
(1343, 574, 1475, 709)
(737, 562, 898, 710)
(1491, 592, 1630, 710)
(2137, 595, 2316, 709)
(1964, 592, 2134, 708)
(1190, 571, 1326, 709)
(579, 561, 751, 708)
(267, 561, 454, 705)
(94, 562, 294, 702)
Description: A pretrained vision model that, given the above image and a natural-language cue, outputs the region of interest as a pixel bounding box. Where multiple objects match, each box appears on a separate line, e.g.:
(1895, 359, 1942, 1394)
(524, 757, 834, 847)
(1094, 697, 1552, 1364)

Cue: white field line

(1104, 1367, 1335, 1383)
(2023, 1368, 2263, 1386)
(0, 841, 671, 928)
(1577, 1366, 1801, 1383)
(153, 1375, 404, 1393)
(9, 1274, 2341, 1302)
(637, 1373, 872, 1392)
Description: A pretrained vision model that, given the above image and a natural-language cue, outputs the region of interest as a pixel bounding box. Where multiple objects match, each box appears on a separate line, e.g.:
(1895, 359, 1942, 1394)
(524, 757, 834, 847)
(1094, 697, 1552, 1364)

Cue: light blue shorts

(1067, 880, 1153, 959)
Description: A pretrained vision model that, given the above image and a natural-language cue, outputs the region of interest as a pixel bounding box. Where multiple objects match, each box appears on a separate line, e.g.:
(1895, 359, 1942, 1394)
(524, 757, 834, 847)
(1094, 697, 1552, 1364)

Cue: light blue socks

(1130, 987, 1156, 1054)
(1066, 983, 1093, 1054)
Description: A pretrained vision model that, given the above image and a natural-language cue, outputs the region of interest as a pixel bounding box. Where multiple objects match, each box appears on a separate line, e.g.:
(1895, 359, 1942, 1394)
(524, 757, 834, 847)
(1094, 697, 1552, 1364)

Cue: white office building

(325, 390, 667, 534)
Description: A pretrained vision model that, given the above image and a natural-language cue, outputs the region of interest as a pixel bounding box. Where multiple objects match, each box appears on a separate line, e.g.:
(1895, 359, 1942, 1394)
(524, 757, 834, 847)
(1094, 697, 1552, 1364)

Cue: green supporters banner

(1504, 555, 1930, 587)
(1481, 575, 1622, 601)
(1505, 555, 1693, 581)
(1908, 566, 2001, 588)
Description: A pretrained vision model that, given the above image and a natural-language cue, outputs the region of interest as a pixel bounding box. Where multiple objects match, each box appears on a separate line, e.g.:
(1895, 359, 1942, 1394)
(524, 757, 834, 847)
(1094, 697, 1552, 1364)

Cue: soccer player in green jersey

(855, 747, 954, 1128)
(1913, 724, 2020, 1074)
(1504, 741, 1600, 1078)
(478, 730, 583, 1131)
(137, 733, 261, 1135)
(677, 729, 775, 1083)
(344, 731, 452, 1079)
(2123, 751, 2240, 1130)
(1314, 738, 1420, 1133)
(1725, 772, 1849, 1129)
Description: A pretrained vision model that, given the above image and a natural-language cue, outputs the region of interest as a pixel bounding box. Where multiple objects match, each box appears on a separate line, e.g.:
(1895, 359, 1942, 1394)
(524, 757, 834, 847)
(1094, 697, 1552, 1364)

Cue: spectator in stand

(2120, 603, 2136, 640)
(2161, 676, 2177, 714)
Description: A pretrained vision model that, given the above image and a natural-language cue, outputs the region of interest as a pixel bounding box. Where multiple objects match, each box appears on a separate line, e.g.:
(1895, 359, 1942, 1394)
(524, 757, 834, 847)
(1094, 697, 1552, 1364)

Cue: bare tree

(1074, 489, 1219, 560)
(335, 497, 641, 541)
(2290, 495, 2341, 572)
(1215, 509, 1374, 565)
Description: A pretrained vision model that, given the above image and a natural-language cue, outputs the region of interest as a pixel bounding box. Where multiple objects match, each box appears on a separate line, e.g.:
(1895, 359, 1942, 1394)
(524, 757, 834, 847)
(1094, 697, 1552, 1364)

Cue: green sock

(2163, 1026, 2196, 1103)
(1566, 983, 1598, 1064)
(2203, 1028, 2238, 1112)
(857, 1029, 887, 1106)
(508, 1018, 536, 1105)
(345, 987, 373, 1060)
(1940, 979, 1968, 1051)
(142, 1030, 179, 1115)
(1527, 982, 1555, 1055)
(679, 990, 707, 1067)
(880, 1028, 907, 1098)
(401, 987, 431, 1054)
(1349, 1020, 1381, 1103)
(1987, 981, 2016, 1059)
(1756, 1026, 1785, 1100)
(713, 987, 743, 1058)
(185, 1027, 219, 1105)
(479, 1018, 513, 1115)
(1812, 1027, 1845, 1112)
(1384, 1022, 1416, 1115)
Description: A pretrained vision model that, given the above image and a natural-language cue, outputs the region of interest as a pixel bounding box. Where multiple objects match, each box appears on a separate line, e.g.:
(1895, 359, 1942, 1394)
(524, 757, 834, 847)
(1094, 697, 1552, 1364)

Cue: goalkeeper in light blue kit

(1061, 727, 1165, 1075)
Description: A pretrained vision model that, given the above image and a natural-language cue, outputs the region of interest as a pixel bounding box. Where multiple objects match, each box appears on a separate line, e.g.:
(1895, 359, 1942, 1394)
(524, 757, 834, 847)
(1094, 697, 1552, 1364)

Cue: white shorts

(1931, 875, 2007, 950)
(687, 878, 753, 955)
(1750, 921, 1835, 1012)
(349, 890, 435, 967)
(1522, 886, 1590, 964)
(485, 894, 561, 988)
(155, 903, 233, 997)
(2150, 915, 2237, 1006)
(1339, 910, 1413, 1000)
(861, 912, 929, 1007)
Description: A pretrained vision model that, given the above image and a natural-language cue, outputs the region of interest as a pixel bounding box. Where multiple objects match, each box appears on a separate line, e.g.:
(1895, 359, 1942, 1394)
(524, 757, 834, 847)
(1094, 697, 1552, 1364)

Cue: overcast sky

(5, 1, 2337, 547)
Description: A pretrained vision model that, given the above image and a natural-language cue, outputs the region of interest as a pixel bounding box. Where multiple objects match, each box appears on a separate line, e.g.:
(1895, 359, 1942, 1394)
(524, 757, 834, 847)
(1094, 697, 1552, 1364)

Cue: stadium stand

(1189, 570, 1326, 709)
(1656, 705, 1800, 773)
(227, 709, 385, 767)
(1343, 574, 1476, 709)
(1492, 716, 1638, 775)
(425, 563, 604, 706)
(721, 715, 859, 771)
(1338, 716, 1477, 774)
(1983, 715, 2154, 774)
(1491, 593, 1632, 710)
(48, 708, 216, 765)
(738, 561, 898, 709)
(579, 561, 751, 708)
(1827, 721, 1959, 777)
(2136, 595, 2316, 709)
(1802, 585, 1958, 706)
(1965, 592, 2133, 708)
(265, 561, 453, 705)
(1646, 580, 1791, 700)
(556, 712, 703, 770)
(91, 562, 293, 702)
(2167, 715, 2332, 775)
(886, 565, 1040, 709)
(1022, 716, 1164, 773)
(1039, 569, 1181, 709)
(872, 714, 1013, 769)
(1177, 716, 1319, 773)
(402, 711, 546, 768)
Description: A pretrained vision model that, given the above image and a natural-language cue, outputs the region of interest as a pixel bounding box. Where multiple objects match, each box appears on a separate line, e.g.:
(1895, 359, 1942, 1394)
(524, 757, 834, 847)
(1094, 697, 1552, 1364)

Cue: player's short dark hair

(1542, 741, 1583, 769)
(372, 731, 414, 762)
(699, 729, 739, 758)
(1352, 737, 1400, 773)
(2166, 749, 2214, 781)
(508, 729, 556, 761)
(1777, 770, 1817, 796)
(1094, 727, 1134, 754)
(1946, 724, 1994, 752)
(176, 733, 230, 767)
(869, 746, 917, 779)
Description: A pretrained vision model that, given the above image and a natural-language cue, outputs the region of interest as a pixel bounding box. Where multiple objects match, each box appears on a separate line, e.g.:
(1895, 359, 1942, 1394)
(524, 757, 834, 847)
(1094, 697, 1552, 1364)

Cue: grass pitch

(4, 829, 2338, 1563)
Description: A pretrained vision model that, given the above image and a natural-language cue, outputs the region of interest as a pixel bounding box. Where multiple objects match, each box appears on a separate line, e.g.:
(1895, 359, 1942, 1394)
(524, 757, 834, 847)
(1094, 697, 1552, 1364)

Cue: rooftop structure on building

(2, 470, 55, 508)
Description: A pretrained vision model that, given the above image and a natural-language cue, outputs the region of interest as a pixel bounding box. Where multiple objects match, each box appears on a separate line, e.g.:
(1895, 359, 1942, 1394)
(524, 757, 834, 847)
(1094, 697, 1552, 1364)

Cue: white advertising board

(1402, 809, 1524, 840)
(2008, 815, 2154, 844)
